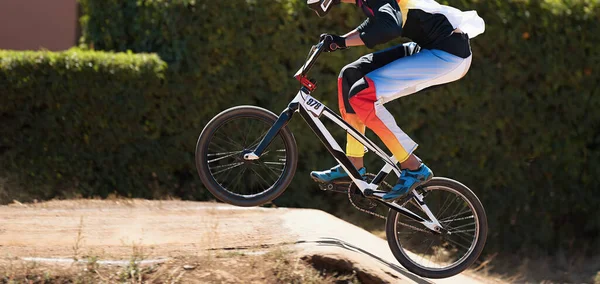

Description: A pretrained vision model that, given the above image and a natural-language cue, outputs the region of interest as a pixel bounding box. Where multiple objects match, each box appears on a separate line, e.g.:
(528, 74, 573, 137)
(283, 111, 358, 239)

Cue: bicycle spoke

(210, 161, 243, 171)
(263, 161, 286, 166)
(444, 236, 471, 252)
(208, 141, 231, 153)
(439, 210, 473, 223)
(241, 119, 250, 146)
(397, 231, 419, 235)
(423, 239, 435, 268)
(446, 221, 476, 231)
(450, 228, 476, 235)
(248, 166, 272, 190)
(216, 162, 237, 188)
(266, 165, 284, 172)
(207, 151, 240, 157)
(261, 164, 283, 180)
(396, 221, 433, 234)
(257, 165, 280, 182)
(220, 135, 246, 149)
(448, 228, 476, 244)
(230, 166, 248, 191)
(435, 193, 453, 216)
(211, 162, 244, 175)
(444, 202, 468, 228)
(437, 196, 460, 219)
(208, 151, 241, 163)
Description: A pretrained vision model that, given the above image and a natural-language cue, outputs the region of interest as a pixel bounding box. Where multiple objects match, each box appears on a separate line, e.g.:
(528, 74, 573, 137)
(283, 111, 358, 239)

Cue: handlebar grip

(321, 34, 334, 50)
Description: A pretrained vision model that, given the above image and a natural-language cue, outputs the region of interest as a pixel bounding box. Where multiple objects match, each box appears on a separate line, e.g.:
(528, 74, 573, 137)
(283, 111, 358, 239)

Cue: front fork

(243, 102, 299, 160)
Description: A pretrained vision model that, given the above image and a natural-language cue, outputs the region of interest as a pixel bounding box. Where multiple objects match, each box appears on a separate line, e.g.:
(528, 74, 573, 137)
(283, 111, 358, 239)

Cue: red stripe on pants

(338, 78, 366, 157)
(348, 77, 411, 162)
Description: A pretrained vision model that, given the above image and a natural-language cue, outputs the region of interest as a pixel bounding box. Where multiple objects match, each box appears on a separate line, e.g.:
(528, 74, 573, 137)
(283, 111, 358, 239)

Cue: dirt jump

(0, 200, 499, 283)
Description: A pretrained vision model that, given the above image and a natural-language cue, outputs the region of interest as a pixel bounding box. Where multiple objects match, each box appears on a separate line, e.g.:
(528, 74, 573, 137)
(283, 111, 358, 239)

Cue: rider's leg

(351, 154, 418, 172)
(349, 157, 364, 169)
(310, 65, 368, 183)
(349, 82, 419, 164)
(349, 48, 472, 200)
(401, 154, 421, 170)
(311, 43, 422, 183)
(339, 44, 420, 166)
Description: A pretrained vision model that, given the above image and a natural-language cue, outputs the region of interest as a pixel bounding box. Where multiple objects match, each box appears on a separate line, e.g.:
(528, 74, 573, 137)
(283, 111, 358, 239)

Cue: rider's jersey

(356, 0, 485, 58)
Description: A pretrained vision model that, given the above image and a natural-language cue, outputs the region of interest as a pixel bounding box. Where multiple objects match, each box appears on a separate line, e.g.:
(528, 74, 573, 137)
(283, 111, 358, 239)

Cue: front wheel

(195, 106, 298, 207)
(385, 178, 488, 278)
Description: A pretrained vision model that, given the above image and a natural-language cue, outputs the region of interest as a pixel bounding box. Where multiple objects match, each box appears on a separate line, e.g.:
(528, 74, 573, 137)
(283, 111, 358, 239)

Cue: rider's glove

(320, 33, 347, 52)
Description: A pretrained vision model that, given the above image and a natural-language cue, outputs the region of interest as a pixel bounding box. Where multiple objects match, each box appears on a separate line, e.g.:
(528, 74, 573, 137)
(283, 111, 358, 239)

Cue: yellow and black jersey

(356, 0, 484, 58)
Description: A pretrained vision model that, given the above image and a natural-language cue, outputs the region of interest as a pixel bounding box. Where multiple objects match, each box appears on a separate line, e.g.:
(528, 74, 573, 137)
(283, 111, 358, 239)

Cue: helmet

(307, 0, 339, 17)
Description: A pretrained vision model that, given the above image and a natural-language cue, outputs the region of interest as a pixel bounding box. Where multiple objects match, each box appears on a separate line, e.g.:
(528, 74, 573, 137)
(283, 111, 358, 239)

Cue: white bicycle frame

(244, 41, 443, 232)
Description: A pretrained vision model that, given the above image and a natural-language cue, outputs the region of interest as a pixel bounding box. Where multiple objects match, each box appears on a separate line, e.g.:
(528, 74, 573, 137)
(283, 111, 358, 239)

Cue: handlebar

(294, 40, 326, 79)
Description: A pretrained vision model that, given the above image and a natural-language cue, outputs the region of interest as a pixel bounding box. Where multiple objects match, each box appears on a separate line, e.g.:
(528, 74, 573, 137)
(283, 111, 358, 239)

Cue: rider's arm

(338, 0, 370, 40)
(342, 29, 365, 47)
(354, 1, 403, 49)
(333, 0, 402, 49)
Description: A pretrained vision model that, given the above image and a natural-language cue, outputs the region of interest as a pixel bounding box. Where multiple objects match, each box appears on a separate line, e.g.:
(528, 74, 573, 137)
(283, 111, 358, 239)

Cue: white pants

(344, 48, 472, 162)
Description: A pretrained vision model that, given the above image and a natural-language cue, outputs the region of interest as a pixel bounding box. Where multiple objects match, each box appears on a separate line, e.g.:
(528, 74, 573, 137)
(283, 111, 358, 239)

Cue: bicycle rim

(205, 115, 289, 198)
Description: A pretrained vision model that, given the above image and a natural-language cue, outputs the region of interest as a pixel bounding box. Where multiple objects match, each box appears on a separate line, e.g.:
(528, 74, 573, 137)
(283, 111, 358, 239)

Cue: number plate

(303, 95, 325, 117)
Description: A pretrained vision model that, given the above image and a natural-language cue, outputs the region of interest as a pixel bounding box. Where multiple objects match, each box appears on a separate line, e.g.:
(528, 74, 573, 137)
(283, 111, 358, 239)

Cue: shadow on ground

(298, 237, 433, 284)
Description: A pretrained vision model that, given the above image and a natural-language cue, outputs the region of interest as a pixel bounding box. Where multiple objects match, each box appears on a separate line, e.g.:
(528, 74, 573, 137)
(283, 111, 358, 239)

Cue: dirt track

(0, 200, 496, 283)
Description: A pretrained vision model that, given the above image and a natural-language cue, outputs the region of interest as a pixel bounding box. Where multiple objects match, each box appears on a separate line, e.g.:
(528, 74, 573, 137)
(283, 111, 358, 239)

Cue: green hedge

(0, 49, 168, 200)
(2, 0, 599, 255)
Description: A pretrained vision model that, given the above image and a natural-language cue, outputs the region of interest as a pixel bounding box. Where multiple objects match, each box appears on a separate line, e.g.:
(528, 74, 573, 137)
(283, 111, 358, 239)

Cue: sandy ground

(0, 200, 499, 283)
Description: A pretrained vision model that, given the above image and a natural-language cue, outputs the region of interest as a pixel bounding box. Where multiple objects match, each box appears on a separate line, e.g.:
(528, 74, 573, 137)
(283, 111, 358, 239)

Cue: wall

(0, 0, 77, 51)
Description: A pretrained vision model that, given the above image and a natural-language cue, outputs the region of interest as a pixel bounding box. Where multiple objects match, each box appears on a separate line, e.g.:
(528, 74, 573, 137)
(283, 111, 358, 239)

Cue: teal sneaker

(310, 165, 366, 183)
(383, 164, 433, 201)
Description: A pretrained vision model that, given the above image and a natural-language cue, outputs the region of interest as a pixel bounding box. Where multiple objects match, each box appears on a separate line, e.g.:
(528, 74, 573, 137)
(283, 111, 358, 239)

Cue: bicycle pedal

(317, 183, 334, 191)
(317, 181, 351, 193)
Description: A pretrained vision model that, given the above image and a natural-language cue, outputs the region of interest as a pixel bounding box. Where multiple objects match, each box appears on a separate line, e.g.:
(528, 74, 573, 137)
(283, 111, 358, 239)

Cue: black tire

(385, 177, 488, 279)
(195, 106, 298, 207)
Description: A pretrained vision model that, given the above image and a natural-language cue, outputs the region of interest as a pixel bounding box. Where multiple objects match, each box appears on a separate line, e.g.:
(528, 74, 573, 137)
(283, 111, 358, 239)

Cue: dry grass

(0, 248, 360, 284)
(72, 216, 85, 262)
(481, 250, 600, 283)
(268, 249, 359, 284)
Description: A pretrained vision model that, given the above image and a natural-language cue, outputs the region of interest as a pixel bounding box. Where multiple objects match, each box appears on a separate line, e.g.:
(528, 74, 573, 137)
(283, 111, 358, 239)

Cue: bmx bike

(195, 39, 487, 279)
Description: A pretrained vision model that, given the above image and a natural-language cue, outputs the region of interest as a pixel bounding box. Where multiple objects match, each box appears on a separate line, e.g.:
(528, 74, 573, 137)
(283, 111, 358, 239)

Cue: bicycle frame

(244, 41, 443, 232)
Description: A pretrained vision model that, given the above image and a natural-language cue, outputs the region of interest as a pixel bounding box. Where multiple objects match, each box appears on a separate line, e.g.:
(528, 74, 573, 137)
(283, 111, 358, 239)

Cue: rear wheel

(195, 106, 298, 207)
(385, 178, 488, 278)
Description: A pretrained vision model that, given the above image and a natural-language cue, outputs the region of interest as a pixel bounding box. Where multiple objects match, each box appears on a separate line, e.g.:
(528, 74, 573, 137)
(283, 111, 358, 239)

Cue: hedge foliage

(2, 0, 599, 254)
(0, 49, 167, 200)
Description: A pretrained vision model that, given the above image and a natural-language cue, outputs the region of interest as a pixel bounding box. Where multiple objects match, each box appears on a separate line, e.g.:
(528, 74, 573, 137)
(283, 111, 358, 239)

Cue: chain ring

(347, 174, 388, 219)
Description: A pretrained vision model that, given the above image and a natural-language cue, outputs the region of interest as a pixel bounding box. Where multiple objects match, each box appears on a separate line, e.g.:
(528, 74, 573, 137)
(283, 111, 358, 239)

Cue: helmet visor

(307, 0, 335, 17)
